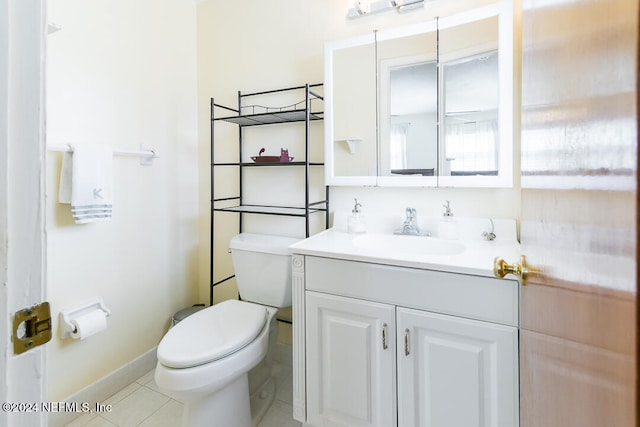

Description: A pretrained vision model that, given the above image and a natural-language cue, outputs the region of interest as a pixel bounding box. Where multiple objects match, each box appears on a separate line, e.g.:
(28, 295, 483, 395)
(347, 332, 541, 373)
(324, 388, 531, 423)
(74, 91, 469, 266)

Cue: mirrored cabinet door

(438, 3, 514, 188)
(377, 21, 438, 187)
(441, 17, 499, 177)
(325, 33, 378, 185)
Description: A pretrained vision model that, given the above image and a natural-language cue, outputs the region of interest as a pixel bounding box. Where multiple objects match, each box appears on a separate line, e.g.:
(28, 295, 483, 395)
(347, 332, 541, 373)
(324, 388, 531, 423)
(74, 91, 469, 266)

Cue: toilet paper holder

(60, 300, 111, 339)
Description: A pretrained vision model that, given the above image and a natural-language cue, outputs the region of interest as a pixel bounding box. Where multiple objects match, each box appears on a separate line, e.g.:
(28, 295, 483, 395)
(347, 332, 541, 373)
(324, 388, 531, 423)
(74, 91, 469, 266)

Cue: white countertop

(289, 219, 521, 278)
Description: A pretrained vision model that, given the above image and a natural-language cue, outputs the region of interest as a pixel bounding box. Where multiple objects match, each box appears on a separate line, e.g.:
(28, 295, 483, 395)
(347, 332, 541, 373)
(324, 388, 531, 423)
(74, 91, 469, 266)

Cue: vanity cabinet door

(305, 291, 397, 427)
(397, 307, 519, 427)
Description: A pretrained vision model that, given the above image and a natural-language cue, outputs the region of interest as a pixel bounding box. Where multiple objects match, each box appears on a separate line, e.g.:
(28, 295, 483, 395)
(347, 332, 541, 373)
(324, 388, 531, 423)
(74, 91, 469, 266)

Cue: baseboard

(48, 347, 157, 427)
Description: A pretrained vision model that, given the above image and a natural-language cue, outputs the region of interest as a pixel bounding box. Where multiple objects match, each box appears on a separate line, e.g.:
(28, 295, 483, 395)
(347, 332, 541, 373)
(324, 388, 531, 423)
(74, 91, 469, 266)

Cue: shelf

(215, 110, 324, 126)
(213, 203, 327, 217)
(210, 83, 328, 306)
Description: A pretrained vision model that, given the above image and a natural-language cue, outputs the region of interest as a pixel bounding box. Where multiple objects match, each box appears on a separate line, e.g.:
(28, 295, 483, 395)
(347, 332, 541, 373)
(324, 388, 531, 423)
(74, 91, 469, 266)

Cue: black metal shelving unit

(209, 83, 329, 305)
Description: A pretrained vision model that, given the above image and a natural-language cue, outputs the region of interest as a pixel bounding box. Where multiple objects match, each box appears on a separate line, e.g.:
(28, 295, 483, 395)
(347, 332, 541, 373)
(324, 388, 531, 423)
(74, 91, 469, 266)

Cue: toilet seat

(157, 300, 267, 369)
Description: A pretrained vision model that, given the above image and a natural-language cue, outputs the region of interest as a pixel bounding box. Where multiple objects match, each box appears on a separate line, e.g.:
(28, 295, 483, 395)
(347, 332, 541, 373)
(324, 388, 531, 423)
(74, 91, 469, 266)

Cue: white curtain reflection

(390, 122, 409, 169)
(445, 118, 498, 172)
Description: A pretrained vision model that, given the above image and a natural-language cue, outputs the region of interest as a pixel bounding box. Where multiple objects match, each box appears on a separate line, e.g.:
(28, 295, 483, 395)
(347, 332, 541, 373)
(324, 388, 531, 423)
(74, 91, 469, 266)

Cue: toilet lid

(157, 300, 268, 369)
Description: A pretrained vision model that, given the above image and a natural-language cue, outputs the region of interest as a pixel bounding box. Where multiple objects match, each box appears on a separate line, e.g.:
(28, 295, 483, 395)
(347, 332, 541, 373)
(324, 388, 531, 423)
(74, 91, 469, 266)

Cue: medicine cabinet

(324, 1, 514, 188)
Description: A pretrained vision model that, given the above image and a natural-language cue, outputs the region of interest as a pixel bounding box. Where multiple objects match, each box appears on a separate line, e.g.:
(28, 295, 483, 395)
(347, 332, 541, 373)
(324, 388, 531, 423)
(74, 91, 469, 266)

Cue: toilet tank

(229, 233, 301, 308)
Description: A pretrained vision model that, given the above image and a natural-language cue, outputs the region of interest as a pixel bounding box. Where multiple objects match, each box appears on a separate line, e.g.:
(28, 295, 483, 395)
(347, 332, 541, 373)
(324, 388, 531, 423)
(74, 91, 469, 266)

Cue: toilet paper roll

(70, 310, 108, 340)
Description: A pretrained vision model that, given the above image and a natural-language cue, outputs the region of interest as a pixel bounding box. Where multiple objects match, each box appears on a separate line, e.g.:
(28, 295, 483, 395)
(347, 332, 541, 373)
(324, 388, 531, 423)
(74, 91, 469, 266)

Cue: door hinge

(13, 302, 52, 355)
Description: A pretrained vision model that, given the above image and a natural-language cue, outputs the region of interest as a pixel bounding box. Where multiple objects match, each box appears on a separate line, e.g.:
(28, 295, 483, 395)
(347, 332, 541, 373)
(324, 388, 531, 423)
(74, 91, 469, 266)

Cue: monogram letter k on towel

(59, 145, 114, 224)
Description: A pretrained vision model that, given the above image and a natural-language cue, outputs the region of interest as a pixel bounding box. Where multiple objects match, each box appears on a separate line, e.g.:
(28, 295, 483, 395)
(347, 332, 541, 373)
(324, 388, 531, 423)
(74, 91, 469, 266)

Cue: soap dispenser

(438, 200, 459, 240)
(347, 198, 367, 234)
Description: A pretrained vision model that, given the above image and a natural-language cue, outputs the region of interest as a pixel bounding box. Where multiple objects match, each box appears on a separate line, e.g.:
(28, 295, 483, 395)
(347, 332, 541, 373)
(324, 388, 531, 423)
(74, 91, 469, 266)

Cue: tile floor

(65, 362, 301, 427)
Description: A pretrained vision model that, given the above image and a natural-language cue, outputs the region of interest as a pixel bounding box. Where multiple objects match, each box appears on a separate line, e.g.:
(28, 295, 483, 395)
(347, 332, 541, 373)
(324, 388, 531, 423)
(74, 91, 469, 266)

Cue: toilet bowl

(154, 233, 300, 427)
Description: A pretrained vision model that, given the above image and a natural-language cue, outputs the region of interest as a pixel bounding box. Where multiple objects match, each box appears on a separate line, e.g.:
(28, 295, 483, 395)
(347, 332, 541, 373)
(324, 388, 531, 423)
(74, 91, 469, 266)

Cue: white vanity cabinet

(306, 292, 396, 427)
(292, 254, 519, 427)
(397, 307, 517, 427)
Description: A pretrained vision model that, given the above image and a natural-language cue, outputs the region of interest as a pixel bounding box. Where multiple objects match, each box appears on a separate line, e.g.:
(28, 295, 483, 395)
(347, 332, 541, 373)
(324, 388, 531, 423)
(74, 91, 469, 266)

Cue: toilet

(154, 233, 300, 427)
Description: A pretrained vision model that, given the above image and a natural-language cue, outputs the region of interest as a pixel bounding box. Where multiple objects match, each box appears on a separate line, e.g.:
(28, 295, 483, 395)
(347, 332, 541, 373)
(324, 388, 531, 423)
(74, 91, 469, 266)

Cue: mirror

(324, 2, 513, 187)
(325, 33, 378, 186)
(438, 4, 513, 187)
(377, 22, 438, 187)
(442, 50, 499, 176)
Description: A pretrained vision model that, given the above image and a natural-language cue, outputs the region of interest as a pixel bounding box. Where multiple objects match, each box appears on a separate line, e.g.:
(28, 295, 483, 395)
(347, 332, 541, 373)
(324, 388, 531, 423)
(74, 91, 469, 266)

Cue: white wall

(197, 0, 521, 304)
(46, 0, 198, 400)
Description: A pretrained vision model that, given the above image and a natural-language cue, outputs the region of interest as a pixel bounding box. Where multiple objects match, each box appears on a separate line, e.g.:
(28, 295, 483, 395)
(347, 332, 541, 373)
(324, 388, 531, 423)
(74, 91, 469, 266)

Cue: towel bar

(47, 144, 158, 165)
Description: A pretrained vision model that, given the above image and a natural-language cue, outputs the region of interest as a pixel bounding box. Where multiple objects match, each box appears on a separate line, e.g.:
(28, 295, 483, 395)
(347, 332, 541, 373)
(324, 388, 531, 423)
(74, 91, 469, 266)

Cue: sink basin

(352, 234, 466, 256)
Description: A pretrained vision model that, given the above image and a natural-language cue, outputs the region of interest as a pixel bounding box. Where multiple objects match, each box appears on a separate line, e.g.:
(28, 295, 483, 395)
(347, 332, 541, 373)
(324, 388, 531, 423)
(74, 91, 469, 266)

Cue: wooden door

(305, 291, 397, 427)
(397, 307, 518, 427)
(519, 0, 638, 426)
(1, 1, 48, 426)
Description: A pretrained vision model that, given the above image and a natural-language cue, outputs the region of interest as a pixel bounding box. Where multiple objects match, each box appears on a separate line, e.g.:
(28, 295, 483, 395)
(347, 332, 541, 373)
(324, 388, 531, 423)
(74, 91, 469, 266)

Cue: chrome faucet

(395, 207, 430, 236)
(403, 207, 418, 233)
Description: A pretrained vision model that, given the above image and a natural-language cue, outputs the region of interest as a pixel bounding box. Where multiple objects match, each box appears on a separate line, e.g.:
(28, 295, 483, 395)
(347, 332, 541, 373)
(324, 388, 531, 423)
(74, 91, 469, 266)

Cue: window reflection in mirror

(440, 16, 499, 177)
(331, 38, 377, 178)
(378, 28, 438, 180)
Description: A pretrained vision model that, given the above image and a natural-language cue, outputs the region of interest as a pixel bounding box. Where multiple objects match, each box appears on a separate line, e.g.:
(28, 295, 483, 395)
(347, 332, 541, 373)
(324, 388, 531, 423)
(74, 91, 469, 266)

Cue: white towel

(58, 145, 113, 224)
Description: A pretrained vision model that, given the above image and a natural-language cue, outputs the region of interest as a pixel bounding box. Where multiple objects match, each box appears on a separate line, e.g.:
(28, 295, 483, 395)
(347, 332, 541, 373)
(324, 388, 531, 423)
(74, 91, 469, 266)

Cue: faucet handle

(442, 200, 453, 217)
(352, 198, 362, 213)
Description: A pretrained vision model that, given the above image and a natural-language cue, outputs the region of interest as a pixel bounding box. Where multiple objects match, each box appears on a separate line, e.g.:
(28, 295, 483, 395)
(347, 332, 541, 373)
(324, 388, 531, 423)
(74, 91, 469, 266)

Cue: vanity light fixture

(347, 0, 426, 19)
(397, 0, 427, 13)
(353, 0, 370, 15)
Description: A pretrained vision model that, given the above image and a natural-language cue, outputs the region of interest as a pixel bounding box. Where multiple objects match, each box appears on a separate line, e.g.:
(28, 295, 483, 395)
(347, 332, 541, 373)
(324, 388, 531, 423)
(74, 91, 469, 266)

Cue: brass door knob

(494, 255, 531, 285)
